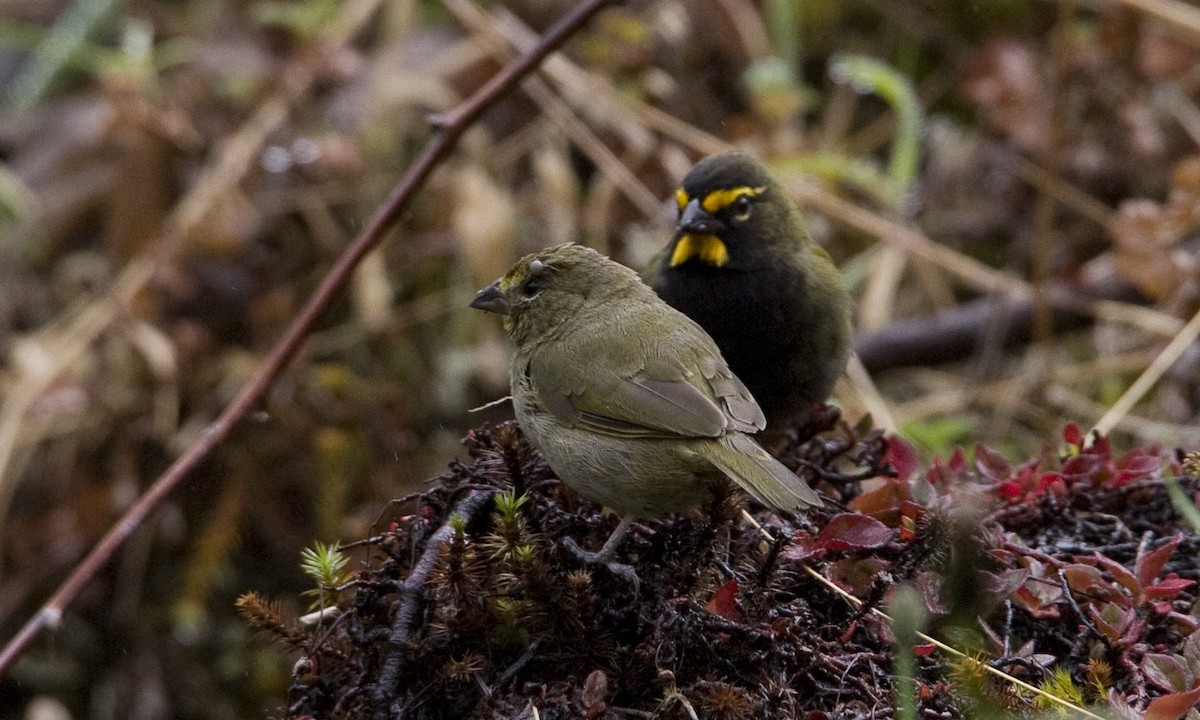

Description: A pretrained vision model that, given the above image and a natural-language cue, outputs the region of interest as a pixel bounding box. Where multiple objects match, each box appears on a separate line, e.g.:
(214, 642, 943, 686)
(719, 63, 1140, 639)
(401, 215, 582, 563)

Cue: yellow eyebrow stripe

(675, 187, 689, 212)
(701, 185, 766, 214)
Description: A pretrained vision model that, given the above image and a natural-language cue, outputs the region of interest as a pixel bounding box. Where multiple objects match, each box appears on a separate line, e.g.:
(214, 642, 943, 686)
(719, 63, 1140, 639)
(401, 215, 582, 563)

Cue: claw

(563, 515, 640, 592)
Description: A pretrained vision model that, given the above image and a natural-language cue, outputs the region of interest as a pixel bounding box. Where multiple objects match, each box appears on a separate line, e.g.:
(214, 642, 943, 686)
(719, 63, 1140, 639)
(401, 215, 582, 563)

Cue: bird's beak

(678, 198, 726, 235)
(469, 280, 510, 315)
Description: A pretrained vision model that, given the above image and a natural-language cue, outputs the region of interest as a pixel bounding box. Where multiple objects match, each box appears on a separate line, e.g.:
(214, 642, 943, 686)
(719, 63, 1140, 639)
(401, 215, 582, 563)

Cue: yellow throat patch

(670, 234, 728, 267)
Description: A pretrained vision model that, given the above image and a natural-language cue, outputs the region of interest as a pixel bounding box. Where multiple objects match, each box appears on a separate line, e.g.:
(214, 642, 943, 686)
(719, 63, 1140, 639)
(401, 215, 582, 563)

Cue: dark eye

(522, 258, 546, 297)
(732, 196, 752, 219)
(521, 278, 543, 297)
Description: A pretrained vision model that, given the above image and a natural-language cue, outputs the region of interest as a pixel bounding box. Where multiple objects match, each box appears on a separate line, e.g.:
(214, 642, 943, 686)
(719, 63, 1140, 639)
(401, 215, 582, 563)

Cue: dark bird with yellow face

(643, 152, 853, 434)
(471, 244, 821, 577)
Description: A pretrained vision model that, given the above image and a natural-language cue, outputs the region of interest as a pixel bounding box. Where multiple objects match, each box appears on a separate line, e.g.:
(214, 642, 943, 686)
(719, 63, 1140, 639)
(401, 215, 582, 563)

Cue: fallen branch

(372, 489, 494, 718)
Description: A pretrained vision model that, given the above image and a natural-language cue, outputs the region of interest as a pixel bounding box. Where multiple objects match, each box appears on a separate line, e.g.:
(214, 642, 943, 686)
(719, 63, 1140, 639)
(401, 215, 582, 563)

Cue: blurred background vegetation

(1, 0, 1199, 717)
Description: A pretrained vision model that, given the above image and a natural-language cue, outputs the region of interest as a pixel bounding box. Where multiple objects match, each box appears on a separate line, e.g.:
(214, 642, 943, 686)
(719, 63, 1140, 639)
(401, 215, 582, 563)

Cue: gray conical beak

(469, 280, 510, 315)
(678, 198, 726, 235)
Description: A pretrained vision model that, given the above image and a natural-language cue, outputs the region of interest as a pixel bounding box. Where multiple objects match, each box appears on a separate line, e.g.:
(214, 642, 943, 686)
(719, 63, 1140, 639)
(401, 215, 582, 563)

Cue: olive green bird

(643, 152, 853, 433)
(471, 243, 821, 576)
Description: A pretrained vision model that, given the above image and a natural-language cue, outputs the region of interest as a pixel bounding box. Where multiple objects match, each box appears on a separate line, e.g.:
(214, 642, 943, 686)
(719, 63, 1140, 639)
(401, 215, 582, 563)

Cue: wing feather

(525, 295, 765, 440)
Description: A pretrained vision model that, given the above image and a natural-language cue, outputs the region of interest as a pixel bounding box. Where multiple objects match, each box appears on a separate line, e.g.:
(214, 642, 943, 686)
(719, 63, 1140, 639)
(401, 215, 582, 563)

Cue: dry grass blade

(1092, 304, 1200, 437)
(843, 354, 897, 432)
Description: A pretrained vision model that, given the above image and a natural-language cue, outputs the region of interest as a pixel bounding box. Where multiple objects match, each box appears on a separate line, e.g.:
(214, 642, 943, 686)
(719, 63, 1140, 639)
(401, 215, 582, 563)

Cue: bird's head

(469, 243, 637, 343)
(669, 152, 800, 271)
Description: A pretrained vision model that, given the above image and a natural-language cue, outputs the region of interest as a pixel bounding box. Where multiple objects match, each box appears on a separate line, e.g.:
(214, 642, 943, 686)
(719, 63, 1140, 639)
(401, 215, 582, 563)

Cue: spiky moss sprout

(427, 512, 490, 644)
(946, 652, 1031, 718)
(299, 540, 352, 610)
(488, 490, 532, 562)
(1180, 451, 1200, 477)
(486, 490, 552, 595)
(482, 490, 555, 643)
(660, 679, 759, 720)
(235, 592, 307, 648)
(1032, 666, 1088, 715)
(1083, 659, 1112, 701)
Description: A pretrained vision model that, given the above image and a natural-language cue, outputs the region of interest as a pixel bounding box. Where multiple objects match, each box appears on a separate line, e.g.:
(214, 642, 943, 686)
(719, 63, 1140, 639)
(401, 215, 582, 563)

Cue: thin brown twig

(0, 0, 618, 677)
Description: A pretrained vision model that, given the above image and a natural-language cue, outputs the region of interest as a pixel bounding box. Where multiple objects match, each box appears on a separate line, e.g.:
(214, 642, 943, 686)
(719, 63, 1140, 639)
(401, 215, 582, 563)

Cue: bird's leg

(563, 514, 639, 590)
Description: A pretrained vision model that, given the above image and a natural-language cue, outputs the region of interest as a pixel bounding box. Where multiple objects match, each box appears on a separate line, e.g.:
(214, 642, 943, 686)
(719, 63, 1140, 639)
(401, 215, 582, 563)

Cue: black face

(669, 153, 783, 270)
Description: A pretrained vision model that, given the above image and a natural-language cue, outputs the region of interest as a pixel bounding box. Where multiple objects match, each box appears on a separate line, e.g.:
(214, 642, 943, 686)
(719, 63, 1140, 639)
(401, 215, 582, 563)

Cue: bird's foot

(563, 515, 640, 592)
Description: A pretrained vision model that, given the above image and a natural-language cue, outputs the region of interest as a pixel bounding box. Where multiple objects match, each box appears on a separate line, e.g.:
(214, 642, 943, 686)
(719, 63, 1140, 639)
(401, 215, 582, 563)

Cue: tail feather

(701, 433, 822, 510)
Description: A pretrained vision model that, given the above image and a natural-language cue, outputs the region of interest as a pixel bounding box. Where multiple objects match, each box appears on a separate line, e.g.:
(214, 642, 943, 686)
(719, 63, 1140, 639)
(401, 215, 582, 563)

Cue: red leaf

(815, 514, 895, 552)
(848, 480, 911, 521)
(1062, 564, 1113, 598)
(927, 450, 968, 487)
(1136, 534, 1182, 587)
(1063, 423, 1083, 447)
(1112, 448, 1161, 485)
(1144, 576, 1196, 600)
(1143, 653, 1192, 692)
(1061, 453, 1107, 486)
(897, 501, 925, 540)
(1011, 587, 1060, 619)
(994, 481, 1023, 500)
(1036, 472, 1066, 494)
(948, 447, 966, 474)
(1090, 603, 1144, 646)
(827, 557, 890, 598)
(704, 580, 744, 622)
(974, 443, 1013, 482)
(1143, 683, 1200, 720)
(782, 531, 822, 562)
(884, 436, 920, 480)
(1089, 553, 1141, 598)
(1011, 579, 1063, 619)
(982, 569, 1030, 600)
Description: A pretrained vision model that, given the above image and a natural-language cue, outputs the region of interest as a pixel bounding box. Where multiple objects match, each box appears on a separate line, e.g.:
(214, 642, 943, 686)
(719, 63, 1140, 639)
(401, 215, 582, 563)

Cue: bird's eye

(731, 196, 753, 220)
(521, 258, 547, 297)
(523, 276, 547, 297)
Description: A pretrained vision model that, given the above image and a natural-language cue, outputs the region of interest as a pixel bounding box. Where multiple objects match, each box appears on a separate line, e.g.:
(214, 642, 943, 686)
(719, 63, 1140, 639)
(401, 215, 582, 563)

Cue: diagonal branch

(0, 0, 618, 677)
